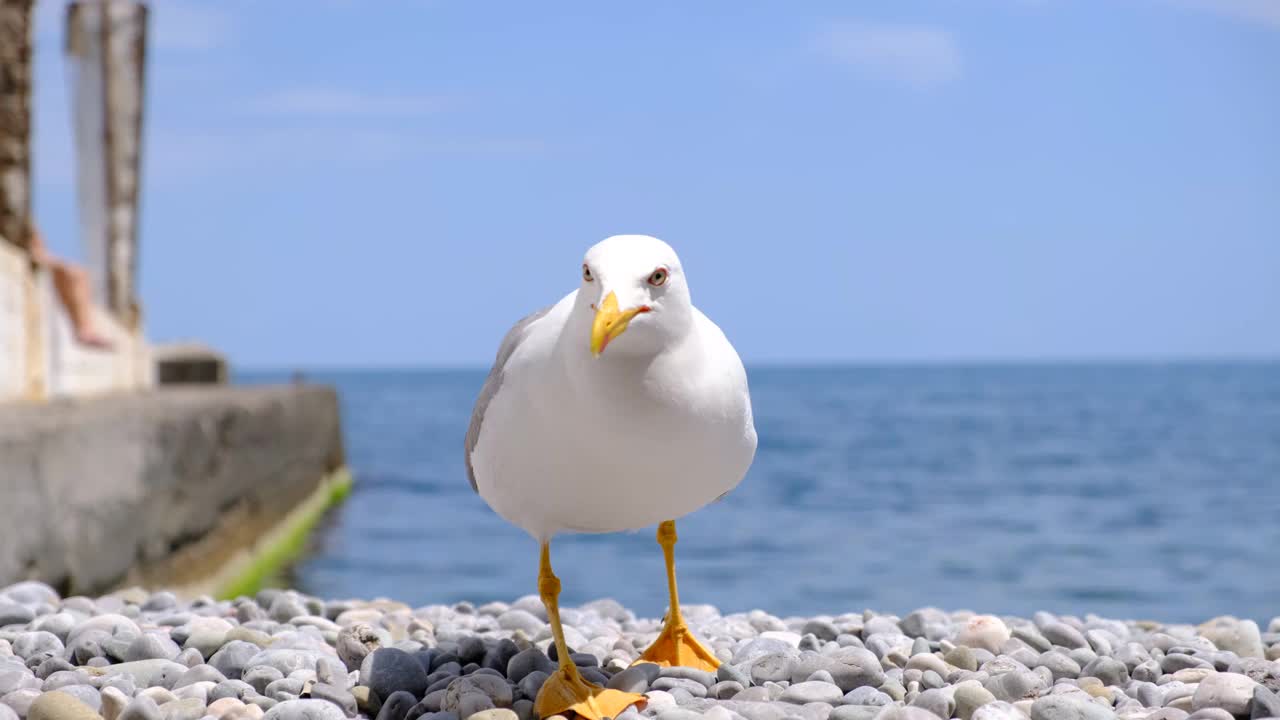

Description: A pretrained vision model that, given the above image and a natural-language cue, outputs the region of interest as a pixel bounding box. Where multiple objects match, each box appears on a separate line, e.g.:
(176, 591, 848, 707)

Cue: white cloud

(244, 88, 450, 119)
(816, 20, 963, 87)
(1169, 0, 1280, 29)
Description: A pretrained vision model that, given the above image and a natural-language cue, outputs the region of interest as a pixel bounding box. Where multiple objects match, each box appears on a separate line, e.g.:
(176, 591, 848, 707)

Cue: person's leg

(49, 261, 113, 350)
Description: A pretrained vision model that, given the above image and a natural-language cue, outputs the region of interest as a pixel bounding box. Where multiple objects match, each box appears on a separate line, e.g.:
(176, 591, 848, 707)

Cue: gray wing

(465, 305, 554, 492)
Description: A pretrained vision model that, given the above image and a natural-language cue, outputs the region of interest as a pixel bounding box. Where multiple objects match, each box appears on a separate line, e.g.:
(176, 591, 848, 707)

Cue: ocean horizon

(235, 361, 1280, 624)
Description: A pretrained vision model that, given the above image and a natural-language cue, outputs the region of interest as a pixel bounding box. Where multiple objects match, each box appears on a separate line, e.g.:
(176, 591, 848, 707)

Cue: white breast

(471, 309, 757, 541)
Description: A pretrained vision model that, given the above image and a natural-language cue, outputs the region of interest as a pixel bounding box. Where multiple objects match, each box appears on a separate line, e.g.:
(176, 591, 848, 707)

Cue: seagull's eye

(647, 268, 668, 286)
(582, 264, 593, 282)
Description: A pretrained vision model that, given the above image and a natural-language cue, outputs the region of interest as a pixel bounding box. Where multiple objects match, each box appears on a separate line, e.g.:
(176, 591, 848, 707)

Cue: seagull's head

(579, 234, 693, 358)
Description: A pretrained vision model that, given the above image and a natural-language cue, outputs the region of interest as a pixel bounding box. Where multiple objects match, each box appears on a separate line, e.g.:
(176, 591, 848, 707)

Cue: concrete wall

(0, 384, 345, 595)
(0, 240, 153, 402)
(0, 241, 28, 398)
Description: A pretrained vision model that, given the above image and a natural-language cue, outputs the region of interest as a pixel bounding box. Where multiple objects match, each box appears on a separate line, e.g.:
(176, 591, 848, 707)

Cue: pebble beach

(1, 582, 1277, 720)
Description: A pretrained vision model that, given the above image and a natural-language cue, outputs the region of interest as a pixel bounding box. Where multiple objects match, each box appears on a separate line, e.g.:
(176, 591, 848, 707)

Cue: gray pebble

(709, 681, 743, 700)
(778, 681, 841, 705)
(1041, 624, 1089, 651)
(308, 683, 357, 718)
(504, 650, 553, 685)
(910, 688, 955, 720)
(1029, 694, 1116, 720)
(651, 678, 707, 698)
(1192, 672, 1257, 716)
(119, 696, 163, 720)
(658, 667, 716, 688)
(608, 664, 660, 694)
(263, 699, 348, 720)
(125, 635, 180, 663)
(245, 667, 285, 696)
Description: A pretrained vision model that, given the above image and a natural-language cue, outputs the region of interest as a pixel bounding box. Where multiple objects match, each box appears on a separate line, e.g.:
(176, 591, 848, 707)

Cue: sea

(236, 363, 1280, 624)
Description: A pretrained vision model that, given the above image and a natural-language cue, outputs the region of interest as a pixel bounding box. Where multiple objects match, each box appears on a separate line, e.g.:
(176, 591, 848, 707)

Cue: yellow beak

(590, 291, 650, 357)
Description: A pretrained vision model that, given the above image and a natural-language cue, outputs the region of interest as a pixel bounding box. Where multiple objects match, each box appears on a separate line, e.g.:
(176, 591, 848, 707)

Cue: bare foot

(74, 326, 114, 350)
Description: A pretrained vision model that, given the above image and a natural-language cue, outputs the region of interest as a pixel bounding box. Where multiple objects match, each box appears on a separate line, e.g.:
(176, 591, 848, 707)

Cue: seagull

(465, 234, 758, 719)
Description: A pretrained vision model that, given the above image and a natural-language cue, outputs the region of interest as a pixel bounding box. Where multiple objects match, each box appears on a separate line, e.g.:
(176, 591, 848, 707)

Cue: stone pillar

(66, 0, 147, 329)
(0, 0, 33, 251)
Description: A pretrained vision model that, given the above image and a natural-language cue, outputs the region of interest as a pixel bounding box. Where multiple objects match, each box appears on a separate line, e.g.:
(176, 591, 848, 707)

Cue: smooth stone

(365, 650, 428, 704)
(751, 654, 796, 685)
(245, 668, 285, 696)
(245, 653, 318, 678)
(1013, 629, 1053, 654)
(27, 692, 102, 720)
(265, 679, 304, 700)
(0, 607, 35, 628)
(803, 621, 840, 643)
(879, 680, 906, 702)
(126, 636, 181, 663)
(779, 682, 842, 705)
(1192, 672, 1257, 715)
(465, 711, 517, 720)
(101, 687, 130, 720)
(1253, 687, 1280, 719)
(262, 700, 346, 720)
(873, 707, 944, 720)
(374, 692, 417, 720)
(98, 661, 189, 690)
(160, 699, 207, 720)
(910, 688, 955, 720)
(947, 647, 979, 672)
(335, 622, 378, 671)
(1029, 694, 1116, 720)
(650, 678, 706, 699)
(608, 664, 660, 694)
(709, 681, 743, 700)
(0, 672, 39, 696)
(830, 707, 880, 720)
(211, 644, 261, 682)
(1144, 711, 1188, 720)
(140, 691, 177, 708)
(176, 667, 228, 689)
(43, 671, 90, 692)
(972, 702, 1025, 720)
(55, 688, 100, 713)
(1133, 661, 1162, 684)
(2, 689, 42, 719)
(955, 681, 998, 720)
(957, 617, 1012, 654)
(984, 671, 1048, 702)
(1041, 624, 1089, 651)
(1081, 658, 1128, 687)
(1200, 618, 1266, 660)
(13, 634, 63, 663)
(843, 687, 891, 706)
(171, 681, 211, 702)
(1038, 652, 1082, 681)
(307, 685, 356, 718)
(654, 711, 702, 720)
(210, 682, 252, 703)
(658, 667, 716, 688)
(496, 613, 542, 637)
(118, 697, 163, 720)
(715, 664, 751, 690)
(515, 672, 547, 701)
(505, 651, 553, 685)
(1186, 710, 1234, 720)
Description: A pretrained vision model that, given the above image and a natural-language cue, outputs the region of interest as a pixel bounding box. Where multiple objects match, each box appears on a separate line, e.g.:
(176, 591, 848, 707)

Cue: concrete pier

(0, 384, 347, 597)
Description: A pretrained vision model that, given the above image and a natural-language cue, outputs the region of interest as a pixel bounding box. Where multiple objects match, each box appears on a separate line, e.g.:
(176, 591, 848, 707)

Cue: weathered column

(66, 0, 148, 329)
(0, 0, 33, 251)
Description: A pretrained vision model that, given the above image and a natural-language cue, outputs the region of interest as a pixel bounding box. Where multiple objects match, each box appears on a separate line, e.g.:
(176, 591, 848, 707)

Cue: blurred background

(2, 1, 1277, 624)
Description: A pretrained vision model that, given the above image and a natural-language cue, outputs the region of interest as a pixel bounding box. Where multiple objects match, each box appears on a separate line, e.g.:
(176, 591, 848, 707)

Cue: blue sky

(29, 0, 1280, 367)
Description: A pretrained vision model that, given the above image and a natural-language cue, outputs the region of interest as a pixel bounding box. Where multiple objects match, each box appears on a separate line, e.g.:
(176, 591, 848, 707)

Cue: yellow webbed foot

(635, 616, 720, 671)
(534, 666, 645, 720)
